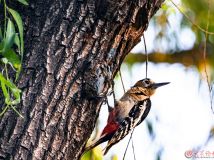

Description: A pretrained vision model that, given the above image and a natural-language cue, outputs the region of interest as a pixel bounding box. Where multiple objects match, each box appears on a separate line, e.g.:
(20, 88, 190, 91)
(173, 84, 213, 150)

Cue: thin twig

(202, 0, 214, 114)
(119, 70, 126, 92)
(123, 129, 135, 160)
(111, 81, 117, 107)
(119, 71, 136, 160)
(169, 0, 214, 35)
(131, 135, 137, 160)
(142, 34, 148, 78)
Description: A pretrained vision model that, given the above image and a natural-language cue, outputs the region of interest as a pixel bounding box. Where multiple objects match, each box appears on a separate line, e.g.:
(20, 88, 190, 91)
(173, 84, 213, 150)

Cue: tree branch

(125, 47, 214, 68)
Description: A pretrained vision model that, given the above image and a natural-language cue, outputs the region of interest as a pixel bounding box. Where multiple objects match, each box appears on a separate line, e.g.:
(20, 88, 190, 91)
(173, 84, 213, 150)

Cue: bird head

(133, 78, 170, 97)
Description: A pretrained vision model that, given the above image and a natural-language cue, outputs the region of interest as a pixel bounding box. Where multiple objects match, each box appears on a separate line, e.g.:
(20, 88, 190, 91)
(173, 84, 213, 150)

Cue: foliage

(81, 146, 119, 160)
(0, 0, 28, 117)
(126, 0, 214, 81)
(81, 125, 119, 160)
(81, 146, 103, 160)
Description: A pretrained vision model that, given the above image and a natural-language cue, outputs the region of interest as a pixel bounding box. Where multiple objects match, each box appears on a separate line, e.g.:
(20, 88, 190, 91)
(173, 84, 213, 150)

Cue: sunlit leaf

(81, 143, 103, 160)
(0, 73, 21, 105)
(1, 58, 8, 64)
(92, 146, 103, 160)
(14, 33, 21, 53)
(17, 0, 28, 5)
(0, 75, 10, 104)
(0, 72, 22, 117)
(111, 155, 118, 160)
(81, 150, 92, 160)
(7, 7, 24, 55)
(11, 86, 21, 105)
(2, 49, 21, 70)
(2, 19, 15, 53)
(161, 2, 176, 14)
(161, 3, 169, 11)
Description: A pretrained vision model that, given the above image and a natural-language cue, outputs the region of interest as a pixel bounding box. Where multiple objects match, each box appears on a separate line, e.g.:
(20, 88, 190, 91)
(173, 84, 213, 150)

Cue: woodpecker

(84, 78, 169, 155)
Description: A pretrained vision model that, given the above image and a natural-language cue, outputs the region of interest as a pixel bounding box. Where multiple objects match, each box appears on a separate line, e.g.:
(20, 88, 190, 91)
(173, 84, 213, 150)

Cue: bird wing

(136, 98, 151, 126)
(103, 98, 151, 154)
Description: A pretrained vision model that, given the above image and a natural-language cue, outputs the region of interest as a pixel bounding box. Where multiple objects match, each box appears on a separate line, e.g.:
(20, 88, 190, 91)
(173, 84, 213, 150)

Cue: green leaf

(92, 147, 103, 160)
(0, 77, 10, 103)
(0, 41, 4, 51)
(2, 49, 21, 70)
(14, 33, 21, 53)
(0, 105, 9, 117)
(161, 3, 169, 11)
(17, 0, 28, 5)
(0, 28, 2, 40)
(7, 8, 24, 55)
(0, 73, 21, 105)
(2, 19, 15, 53)
(81, 150, 92, 160)
(15, 66, 22, 81)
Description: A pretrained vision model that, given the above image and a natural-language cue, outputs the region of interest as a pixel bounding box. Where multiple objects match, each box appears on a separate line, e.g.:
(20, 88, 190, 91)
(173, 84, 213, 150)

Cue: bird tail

(82, 134, 108, 154)
(103, 140, 115, 155)
(103, 146, 111, 155)
(81, 133, 113, 158)
(84, 136, 106, 152)
(80, 138, 102, 159)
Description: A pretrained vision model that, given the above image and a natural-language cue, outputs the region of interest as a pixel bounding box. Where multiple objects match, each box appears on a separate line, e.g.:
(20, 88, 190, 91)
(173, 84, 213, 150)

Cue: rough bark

(0, 0, 164, 159)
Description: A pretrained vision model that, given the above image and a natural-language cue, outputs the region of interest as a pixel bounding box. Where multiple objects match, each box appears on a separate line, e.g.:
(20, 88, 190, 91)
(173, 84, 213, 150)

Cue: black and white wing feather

(104, 98, 151, 154)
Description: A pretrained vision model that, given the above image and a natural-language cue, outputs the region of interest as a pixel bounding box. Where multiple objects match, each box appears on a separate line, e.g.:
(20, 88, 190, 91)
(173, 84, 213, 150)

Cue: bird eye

(144, 79, 150, 84)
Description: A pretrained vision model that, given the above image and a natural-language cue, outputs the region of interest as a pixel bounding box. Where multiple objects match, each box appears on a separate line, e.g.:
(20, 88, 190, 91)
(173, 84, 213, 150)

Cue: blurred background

(82, 0, 214, 159)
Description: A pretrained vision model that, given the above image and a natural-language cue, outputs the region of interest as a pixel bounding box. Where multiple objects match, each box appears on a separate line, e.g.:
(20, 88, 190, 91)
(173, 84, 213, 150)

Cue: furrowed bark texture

(0, 0, 163, 159)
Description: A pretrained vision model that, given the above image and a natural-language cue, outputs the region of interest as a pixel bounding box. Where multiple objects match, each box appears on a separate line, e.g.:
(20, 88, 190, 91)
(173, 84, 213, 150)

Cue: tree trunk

(0, 0, 163, 159)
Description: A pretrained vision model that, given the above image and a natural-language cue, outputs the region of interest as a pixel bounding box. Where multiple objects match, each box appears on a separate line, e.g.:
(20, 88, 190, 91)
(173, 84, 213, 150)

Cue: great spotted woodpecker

(84, 78, 169, 155)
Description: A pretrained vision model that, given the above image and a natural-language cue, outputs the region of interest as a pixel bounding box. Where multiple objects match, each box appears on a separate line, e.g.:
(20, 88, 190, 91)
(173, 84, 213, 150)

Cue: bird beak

(151, 82, 170, 89)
